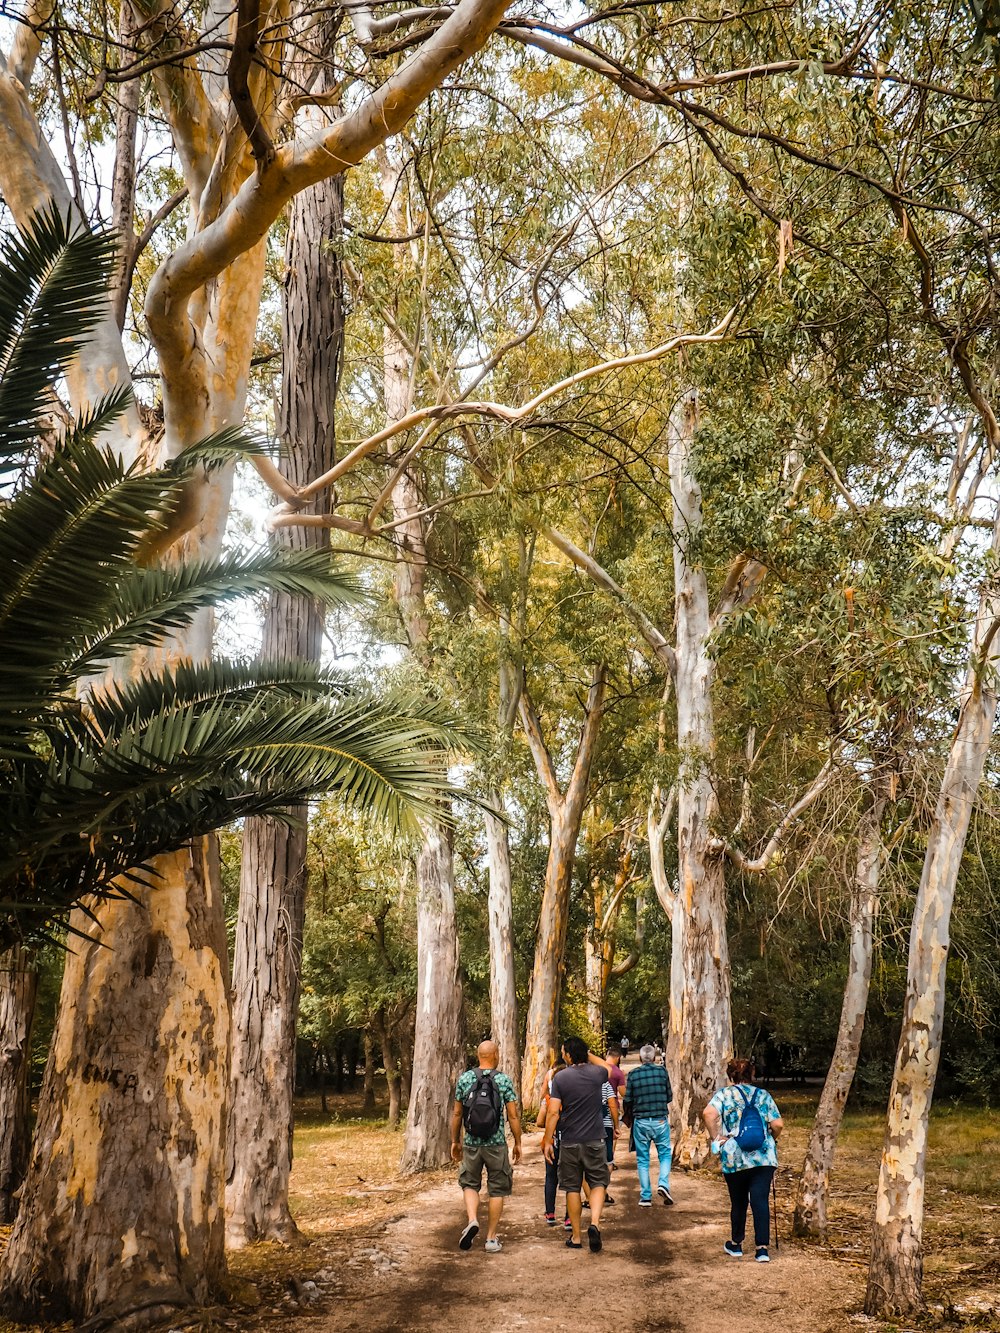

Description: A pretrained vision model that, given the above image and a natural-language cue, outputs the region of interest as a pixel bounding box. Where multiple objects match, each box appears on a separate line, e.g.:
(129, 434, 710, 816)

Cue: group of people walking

(451, 1038, 782, 1262)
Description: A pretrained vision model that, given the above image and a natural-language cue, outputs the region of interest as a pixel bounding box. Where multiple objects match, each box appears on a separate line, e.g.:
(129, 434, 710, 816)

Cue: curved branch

(715, 758, 837, 874)
(611, 886, 645, 977)
(228, 0, 275, 164)
(145, 0, 513, 440)
(647, 783, 677, 921)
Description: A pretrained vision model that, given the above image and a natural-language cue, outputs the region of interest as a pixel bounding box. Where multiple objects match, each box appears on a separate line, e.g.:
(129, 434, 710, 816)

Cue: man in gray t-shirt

(541, 1036, 612, 1252)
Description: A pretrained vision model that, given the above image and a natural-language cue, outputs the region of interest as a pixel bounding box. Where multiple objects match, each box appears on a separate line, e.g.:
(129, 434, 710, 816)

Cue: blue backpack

(733, 1086, 767, 1151)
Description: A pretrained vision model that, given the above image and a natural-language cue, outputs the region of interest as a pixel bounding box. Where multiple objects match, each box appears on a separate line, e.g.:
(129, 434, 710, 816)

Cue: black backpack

(463, 1070, 502, 1139)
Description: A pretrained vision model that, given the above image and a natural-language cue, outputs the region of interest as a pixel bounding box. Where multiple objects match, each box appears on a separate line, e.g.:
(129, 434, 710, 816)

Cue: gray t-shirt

(550, 1063, 606, 1145)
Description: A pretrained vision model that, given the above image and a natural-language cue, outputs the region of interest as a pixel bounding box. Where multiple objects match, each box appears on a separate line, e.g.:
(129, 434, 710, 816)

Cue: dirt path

(282, 1135, 868, 1333)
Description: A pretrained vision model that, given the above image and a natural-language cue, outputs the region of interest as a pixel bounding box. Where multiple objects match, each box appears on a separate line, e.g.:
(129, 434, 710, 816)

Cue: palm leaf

(0, 682, 474, 943)
(0, 436, 176, 729)
(71, 551, 366, 679)
(0, 205, 118, 462)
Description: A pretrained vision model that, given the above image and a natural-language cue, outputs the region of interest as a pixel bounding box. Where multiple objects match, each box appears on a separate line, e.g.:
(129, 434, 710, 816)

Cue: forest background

(1, 0, 1000, 1326)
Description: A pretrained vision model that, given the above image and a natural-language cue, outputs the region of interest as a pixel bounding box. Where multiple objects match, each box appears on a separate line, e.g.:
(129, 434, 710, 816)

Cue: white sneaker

(485, 1237, 502, 1254)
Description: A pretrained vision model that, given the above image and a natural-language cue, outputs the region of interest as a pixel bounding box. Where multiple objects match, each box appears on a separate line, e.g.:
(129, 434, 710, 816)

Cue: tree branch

(145, 0, 513, 441)
(565, 663, 608, 818)
(541, 525, 676, 677)
(647, 783, 676, 922)
(714, 757, 837, 874)
(228, 0, 275, 164)
(517, 675, 562, 818)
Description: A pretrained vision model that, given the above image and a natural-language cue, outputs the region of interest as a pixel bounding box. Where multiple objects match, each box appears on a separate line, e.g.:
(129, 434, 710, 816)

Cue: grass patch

(773, 1088, 1000, 1323)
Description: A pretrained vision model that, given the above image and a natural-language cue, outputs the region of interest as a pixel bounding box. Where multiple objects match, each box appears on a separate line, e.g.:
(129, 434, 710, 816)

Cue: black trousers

(725, 1165, 775, 1248)
(544, 1142, 560, 1214)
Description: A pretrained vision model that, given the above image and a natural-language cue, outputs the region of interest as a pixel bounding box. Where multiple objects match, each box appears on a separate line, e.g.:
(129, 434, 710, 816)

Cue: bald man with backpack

(450, 1040, 522, 1254)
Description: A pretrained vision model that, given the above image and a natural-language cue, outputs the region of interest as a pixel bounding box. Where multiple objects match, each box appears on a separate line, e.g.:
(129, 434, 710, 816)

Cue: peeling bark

(520, 667, 607, 1109)
(794, 791, 885, 1237)
(665, 393, 731, 1164)
(0, 846, 230, 1326)
(866, 538, 1000, 1316)
(0, 947, 39, 1224)
(399, 823, 465, 1170)
(226, 162, 343, 1250)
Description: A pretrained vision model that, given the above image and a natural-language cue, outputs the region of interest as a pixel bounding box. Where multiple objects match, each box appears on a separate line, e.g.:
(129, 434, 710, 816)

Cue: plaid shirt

(623, 1061, 672, 1119)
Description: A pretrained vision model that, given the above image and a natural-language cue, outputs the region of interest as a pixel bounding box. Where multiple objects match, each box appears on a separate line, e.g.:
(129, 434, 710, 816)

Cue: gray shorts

(557, 1140, 610, 1193)
(459, 1141, 513, 1197)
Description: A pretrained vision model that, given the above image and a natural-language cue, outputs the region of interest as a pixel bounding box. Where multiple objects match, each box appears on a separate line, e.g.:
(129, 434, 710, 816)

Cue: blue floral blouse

(707, 1083, 780, 1173)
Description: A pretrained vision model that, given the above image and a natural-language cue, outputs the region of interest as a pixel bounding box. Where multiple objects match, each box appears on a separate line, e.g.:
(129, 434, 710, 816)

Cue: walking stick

(771, 1172, 780, 1254)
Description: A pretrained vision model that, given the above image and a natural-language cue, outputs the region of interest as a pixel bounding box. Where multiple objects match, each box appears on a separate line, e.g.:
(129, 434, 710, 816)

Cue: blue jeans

(634, 1116, 672, 1199)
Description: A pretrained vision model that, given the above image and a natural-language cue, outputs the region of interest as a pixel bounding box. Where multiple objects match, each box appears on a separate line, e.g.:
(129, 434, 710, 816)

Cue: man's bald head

(477, 1039, 499, 1068)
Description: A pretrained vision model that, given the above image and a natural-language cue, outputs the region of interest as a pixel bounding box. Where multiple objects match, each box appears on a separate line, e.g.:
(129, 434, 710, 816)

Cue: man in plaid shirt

(623, 1044, 674, 1206)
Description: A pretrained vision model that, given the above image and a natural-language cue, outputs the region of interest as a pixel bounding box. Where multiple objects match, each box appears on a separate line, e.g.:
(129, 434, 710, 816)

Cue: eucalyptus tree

(0, 0, 514, 1315)
(0, 209, 470, 1325)
(226, 163, 345, 1246)
(552, 0, 1000, 1305)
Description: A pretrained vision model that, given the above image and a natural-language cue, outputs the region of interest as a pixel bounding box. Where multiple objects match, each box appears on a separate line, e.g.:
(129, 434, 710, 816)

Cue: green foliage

(0, 209, 469, 945)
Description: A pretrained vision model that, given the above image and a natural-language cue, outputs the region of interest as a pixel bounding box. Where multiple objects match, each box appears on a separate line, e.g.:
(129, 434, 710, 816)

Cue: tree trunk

(584, 918, 606, 1038)
(794, 791, 885, 1237)
(485, 794, 521, 1091)
(0, 845, 230, 1327)
(400, 1036, 413, 1108)
(375, 1013, 402, 1129)
(399, 823, 465, 1171)
(0, 947, 39, 1224)
(379, 150, 467, 1173)
(225, 166, 343, 1250)
(666, 393, 732, 1165)
(520, 667, 606, 1109)
(521, 814, 579, 1108)
(362, 1032, 377, 1112)
(110, 1, 139, 331)
(866, 537, 1000, 1316)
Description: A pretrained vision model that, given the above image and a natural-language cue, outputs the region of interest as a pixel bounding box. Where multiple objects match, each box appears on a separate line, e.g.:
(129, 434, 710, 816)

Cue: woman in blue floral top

(703, 1058, 783, 1263)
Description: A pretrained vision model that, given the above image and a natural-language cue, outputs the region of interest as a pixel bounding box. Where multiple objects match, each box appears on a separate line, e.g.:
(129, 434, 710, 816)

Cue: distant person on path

(703, 1057, 783, 1263)
(542, 1036, 612, 1252)
(605, 1046, 626, 1171)
(620, 1036, 629, 1060)
(623, 1043, 674, 1206)
(451, 1039, 522, 1254)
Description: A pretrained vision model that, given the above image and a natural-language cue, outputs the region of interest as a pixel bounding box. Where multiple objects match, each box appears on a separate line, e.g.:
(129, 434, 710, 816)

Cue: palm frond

(0, 206, 118, 463)
(0, 437, 175, 727)
(84, 659, 349, 734)
(71, 551, 366, 679)
(0, 683, 475, 943)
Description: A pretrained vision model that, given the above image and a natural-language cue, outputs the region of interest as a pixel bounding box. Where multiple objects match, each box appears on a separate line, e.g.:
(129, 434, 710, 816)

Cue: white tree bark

(485, 796, 521, 1091)
(665, 392, 732, 1165)
(866, 523, 1000, 1316)
(519, 667, 607, 1109)
(794, 789, 885, 1237)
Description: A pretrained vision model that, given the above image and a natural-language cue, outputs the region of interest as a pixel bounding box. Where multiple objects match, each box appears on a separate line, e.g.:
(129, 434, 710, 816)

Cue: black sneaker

(724, 1240, 743, 1258)
(755, 1247, 770, 1263)
(588, 1224, 603, 1253)
(657, 1185, 674, 1205)
(459, 1221, 479, 1251)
